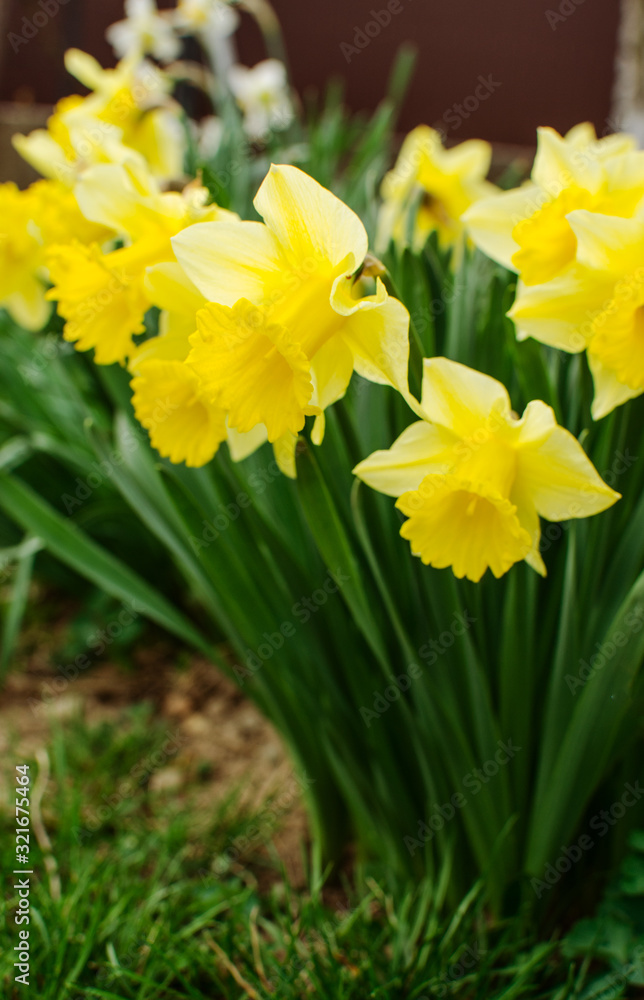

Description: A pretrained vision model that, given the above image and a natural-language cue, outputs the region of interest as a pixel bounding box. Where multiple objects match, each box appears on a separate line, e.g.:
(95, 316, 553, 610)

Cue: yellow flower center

(452, 430, 517, 499)
(267, 257, 346, 360)
(188, 298, 320, 442)
(397, 473, 531, 582)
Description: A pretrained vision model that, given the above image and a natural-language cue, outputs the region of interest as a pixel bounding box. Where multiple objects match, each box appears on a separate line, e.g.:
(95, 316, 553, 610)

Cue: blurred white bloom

(228, 59, 293, 141)
(194, 115, 223, 159)
(107, 0, 181, 61)
(174, 0, 239, 37)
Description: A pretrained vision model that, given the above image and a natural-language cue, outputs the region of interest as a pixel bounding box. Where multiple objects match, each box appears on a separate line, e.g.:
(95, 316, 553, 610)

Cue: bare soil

(0, 592, 308, 885)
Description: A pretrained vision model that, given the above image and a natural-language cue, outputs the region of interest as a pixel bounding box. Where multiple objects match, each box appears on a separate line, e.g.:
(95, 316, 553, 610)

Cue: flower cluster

(2, 7, 628, 583)
(133, 163, 412, 474)
(14, 49, 186, 185)
(464, 123, 644, 418)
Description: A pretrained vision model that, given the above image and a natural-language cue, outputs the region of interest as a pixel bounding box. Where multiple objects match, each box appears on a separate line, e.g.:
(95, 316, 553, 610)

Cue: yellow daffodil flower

(376, 126, 496, 256)
(13, 97, 144, 189)
(129, 261, 268, 466)
(0, 179, 111, 331)
(0, 183, 49, 330)
(168, 164, 410, 472)
(354, 358, 619, 582)
(30, 179, 113, 249)
(463, 123, 644, 286)
(46, 161, 234, 364)
(510, 210, 644, 419)
(65, 49, 186, 180)
(13, 50, 185, 185)
(130, 262, 228, 467)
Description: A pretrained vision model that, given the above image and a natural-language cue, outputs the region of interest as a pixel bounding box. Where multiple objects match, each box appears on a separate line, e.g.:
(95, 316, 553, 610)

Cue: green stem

(238, 0, 290, 69)
(383, 271, 424, 400)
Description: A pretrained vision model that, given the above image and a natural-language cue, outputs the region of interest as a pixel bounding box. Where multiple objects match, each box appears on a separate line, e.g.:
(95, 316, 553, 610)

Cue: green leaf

(0, 474, 210, 655)
(0, 535, 43, 680)
(295, 437, 389, 671)
(526, 566, 644, 873)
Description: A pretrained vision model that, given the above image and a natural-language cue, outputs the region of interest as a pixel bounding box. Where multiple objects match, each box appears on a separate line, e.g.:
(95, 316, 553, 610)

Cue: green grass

(2, 706, 642, 999)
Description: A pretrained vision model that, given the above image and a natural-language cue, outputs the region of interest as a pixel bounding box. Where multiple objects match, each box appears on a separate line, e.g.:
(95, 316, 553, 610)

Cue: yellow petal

(588, 350, 642, 420)
(440, 138, 492, 179)
(171, 219, 283, 304)
(145, 261, 205, 316)
(125, 107, 186, 182)
(512, 486, 547, 576)
(462, 183, 541, 270)
(131, 359, 228, 467)
(308, 335, 355, 432)
(336, 280, 411, 397)
(563, 122, 597, 146)
(46, 241, 152, 364)
(509, 272, 604, 353)
(532, 126, 602, 195)
(311, 413, 326, 446)
(273, 431, 298, 478)
(254, 163, 368, 271)
(5, 277, 50, 331)
(515, 418, 620, 521)
(566, 210, 644, 273)
(511, 185, 594, 286)
(128, 323, 193, 373)
(226, 422, 268, 462)
(75, 161, 159, 239)
(12, 130, 70, 185)
(188, 299, 318, 441)
(589, 304, 644, 396)
(419, 357, 511, 437)
(353, 420, 457, 497)
(64, 49, 107, 90)
(397, 474, 532, 582)
(31, 178, 113, 248)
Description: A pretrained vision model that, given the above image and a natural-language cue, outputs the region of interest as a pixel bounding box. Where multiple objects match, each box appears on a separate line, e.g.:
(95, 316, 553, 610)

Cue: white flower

(107, 0, 181, 62)
(174, 0, 239, 37)
(228, 59, 293, 141)
(193, 115, 223, 159)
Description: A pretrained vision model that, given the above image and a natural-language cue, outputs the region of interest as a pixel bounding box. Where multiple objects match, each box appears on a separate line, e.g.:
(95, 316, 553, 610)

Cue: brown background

(0, 0, 623, 145)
